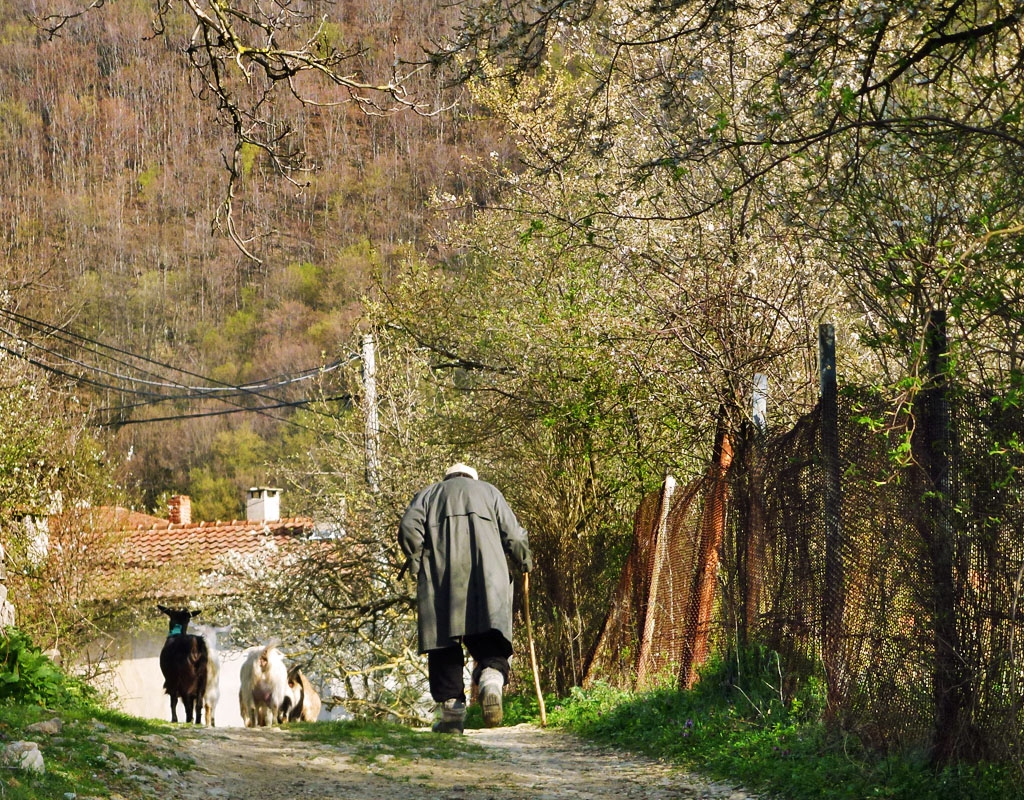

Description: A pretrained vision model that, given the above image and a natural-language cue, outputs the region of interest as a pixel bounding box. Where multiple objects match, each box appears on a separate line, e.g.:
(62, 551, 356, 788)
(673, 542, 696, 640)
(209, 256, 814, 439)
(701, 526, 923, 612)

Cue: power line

(0, 340, 151, 396)
(110, 394, 353, 425)
(1, 307, 203, 392)
(0, 307, 351, 395)
(0, 324, 172, 400)
(0, 307, 360, 428)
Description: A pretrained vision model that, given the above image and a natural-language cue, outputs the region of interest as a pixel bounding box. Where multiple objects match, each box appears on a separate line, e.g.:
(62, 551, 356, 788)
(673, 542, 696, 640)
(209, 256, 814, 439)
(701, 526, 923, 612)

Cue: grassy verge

(518, 653, 1024, 800)
(0, 702, 192, 800)
(1, 628, 192, 800)
(0, 626, 483, 799)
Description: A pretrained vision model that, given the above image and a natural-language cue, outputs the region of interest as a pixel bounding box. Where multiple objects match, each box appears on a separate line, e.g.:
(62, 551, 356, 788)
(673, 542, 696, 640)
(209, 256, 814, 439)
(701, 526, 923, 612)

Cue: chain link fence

(584, 384, 1024, 766)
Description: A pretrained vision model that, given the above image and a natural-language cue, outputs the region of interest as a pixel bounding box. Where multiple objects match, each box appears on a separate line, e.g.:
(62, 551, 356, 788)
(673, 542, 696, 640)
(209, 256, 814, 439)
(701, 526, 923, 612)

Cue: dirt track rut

(131, 723, 758, 800)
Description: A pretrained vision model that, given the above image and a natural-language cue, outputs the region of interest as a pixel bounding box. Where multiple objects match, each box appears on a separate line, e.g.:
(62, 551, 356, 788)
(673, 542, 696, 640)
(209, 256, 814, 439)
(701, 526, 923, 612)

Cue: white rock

(4, 740, 45, 774)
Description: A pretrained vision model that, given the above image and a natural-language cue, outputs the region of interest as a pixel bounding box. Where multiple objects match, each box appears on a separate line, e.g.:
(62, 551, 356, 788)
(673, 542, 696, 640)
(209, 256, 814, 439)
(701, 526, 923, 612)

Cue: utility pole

(361, 333, 381, 494)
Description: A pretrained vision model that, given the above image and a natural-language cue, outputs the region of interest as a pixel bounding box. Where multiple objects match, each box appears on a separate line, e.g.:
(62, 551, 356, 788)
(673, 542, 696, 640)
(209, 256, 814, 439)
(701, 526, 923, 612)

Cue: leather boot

(431, 698, 466, 734)
(478, 667, 504, 728)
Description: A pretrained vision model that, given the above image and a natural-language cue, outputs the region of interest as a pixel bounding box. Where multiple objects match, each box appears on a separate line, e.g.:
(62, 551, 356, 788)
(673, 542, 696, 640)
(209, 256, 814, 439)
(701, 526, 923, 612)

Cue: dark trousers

(428, 629, 512, 703)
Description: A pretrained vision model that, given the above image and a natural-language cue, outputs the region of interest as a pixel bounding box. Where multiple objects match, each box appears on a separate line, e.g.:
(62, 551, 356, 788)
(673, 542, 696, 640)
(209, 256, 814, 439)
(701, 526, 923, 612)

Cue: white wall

(99, 630, 249, 726)
(94, 632, 338, 726)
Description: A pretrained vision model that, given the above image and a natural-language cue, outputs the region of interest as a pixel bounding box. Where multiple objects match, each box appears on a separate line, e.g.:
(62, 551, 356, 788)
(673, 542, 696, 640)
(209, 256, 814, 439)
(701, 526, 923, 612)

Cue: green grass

(0, 627, 193, 799)
(289, 717, 483, 762)
(463, 689, 541, 729)
(534, 656, 1024, 800)
(0, 697, 193, 800)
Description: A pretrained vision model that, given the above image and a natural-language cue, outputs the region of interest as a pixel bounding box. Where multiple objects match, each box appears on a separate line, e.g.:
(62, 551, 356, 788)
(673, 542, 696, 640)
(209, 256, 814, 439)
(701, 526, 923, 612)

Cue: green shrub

(0, 626, 94, 707)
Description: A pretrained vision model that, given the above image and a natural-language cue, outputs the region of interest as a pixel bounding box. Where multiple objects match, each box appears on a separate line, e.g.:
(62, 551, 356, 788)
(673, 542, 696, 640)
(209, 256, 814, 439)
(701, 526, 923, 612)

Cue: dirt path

(133, 723, 759, 800)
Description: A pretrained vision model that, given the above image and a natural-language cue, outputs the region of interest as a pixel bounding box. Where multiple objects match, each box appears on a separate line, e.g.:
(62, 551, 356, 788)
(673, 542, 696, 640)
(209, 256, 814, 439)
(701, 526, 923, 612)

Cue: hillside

(0, 0, 502, 516)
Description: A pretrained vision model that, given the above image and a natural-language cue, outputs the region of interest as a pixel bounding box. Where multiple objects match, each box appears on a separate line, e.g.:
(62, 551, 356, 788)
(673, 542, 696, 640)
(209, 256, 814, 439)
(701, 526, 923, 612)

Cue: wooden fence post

(912, 309, 971, 764)
(745, 375, 768, 640)
(636, 472, 677, 689)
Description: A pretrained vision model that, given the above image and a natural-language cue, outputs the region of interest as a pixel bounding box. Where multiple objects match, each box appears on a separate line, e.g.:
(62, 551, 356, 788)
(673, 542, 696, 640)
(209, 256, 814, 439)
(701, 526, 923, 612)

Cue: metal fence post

(819, 323, 845, 717)
(912, 309, 970, 764)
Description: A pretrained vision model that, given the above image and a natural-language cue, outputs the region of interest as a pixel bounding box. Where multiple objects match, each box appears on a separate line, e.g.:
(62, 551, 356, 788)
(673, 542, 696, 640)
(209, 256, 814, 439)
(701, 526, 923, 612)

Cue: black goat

(157, 605, 209, 724)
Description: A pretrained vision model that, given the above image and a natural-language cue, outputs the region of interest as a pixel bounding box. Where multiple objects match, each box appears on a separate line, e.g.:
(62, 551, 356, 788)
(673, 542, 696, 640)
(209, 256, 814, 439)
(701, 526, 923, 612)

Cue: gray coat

(399, 475, 532, 653)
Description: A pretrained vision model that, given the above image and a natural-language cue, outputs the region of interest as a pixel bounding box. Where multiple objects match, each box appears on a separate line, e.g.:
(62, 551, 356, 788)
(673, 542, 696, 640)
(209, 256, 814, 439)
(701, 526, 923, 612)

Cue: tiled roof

(84, 508, 316, 601)
(69, 504, 168, 532)
(117, 516, 314, 566)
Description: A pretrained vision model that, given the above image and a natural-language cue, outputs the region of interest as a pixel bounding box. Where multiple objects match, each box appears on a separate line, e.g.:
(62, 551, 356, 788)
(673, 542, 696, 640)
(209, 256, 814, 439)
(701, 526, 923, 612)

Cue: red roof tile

(118, 516, 314, 566)
(81, 508, 317, 601)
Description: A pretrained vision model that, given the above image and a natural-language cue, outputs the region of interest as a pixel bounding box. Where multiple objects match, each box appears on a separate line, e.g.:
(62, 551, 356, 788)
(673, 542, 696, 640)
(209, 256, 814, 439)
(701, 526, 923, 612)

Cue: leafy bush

(0, 627, 94, 707)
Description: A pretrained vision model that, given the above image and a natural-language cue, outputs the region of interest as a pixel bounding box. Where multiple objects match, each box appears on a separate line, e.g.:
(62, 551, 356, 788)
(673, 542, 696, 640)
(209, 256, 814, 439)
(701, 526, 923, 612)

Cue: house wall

(92, 631, 336, 726)
(97, 630, 249, 727)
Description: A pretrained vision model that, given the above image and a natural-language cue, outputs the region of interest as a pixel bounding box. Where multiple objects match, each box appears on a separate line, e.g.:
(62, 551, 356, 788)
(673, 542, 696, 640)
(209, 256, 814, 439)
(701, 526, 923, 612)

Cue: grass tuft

(289, 717, 483, 761)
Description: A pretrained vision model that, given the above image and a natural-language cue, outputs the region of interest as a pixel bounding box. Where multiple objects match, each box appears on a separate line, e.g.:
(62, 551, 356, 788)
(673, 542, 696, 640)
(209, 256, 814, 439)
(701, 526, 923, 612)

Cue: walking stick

(523, 571, 547, 726)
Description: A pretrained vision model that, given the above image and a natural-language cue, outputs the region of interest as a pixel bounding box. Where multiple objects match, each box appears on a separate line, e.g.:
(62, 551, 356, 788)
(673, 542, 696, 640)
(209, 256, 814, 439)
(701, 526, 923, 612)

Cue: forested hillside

(0, 0, 501, 518)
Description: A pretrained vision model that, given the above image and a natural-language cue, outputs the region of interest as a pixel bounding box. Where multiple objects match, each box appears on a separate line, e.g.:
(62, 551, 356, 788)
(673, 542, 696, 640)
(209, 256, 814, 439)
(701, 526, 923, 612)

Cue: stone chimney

(246, 487, 281, 522)
(168, 495, 192, 525)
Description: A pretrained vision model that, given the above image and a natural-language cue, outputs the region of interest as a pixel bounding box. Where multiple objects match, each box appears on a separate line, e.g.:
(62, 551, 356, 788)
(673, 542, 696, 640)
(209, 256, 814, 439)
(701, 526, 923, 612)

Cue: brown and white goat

(281, 664, 322, 722)
(157, 605, 208, 724)
(238, 644, 290, 727)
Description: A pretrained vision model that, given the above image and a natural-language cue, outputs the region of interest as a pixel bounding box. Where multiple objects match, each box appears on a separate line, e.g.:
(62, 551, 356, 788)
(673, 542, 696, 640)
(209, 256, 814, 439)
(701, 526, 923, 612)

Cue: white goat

(239, 644, 291, 727)
(192, 624, 231, 727)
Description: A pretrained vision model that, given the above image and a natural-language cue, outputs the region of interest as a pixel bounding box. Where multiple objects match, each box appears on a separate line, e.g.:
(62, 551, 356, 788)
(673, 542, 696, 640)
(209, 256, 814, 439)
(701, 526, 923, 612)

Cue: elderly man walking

(399, 463, 533, 733)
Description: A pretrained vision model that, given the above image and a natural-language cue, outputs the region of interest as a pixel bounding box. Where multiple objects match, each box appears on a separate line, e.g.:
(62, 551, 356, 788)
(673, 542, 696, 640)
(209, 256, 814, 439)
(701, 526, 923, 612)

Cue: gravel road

(118, 722, 760, 800)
